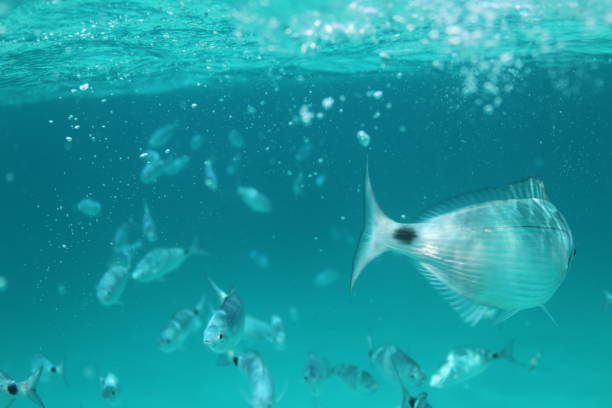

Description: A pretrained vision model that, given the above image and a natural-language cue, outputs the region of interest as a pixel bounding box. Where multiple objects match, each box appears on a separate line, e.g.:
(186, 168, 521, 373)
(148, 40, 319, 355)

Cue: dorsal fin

(418, 177, 548, 221)
(208, 278, 227, 302)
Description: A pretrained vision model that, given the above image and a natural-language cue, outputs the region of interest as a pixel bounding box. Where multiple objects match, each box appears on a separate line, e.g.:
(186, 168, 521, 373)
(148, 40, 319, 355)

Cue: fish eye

(218, 333, 224, 340)
(7, 383, 18, 395)
(51, 367, 57, 373)
(232, 356, 239, 366)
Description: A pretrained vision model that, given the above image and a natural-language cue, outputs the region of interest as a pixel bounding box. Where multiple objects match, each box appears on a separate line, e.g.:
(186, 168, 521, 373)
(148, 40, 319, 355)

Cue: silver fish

(352, 167, 575, 325)
(292, 172, 305, 196)
(148, 122, 177, 148)
(231, 350, 275, 408)
(203, 159, 218, 191)
(140, 150, 167, 184)
(429, 341, 519, 388)
(142, 202, 157, 243)
(99, 372, 119, 401)
(159, 295, 206, 352)
(0, 368, 45, 408)
(368, 337, 426, 388)
(96, 264, 130, 306)
(303, 352, 332, 397)
(203, 279, 245, 353)
(332, 364, 378, 394)
(237, 186, 272, 213)
(31, 354, 66, 385)
(77, 198, 101, 217)
(243, 314, 286, 350)
(190, 133, 204, 151)
(131, 239, 203, 282)
(401, 385, 432, 408)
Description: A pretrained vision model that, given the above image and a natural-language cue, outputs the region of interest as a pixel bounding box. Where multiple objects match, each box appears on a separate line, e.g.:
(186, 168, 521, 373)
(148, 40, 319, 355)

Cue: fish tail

(23, 368, 45, 408)
(400, 382, 412, 408)
(188, 236, 208, 257)
(58, 358, 69, 387)
(351, 163, 409, 294)
(194, 293, 207, 315)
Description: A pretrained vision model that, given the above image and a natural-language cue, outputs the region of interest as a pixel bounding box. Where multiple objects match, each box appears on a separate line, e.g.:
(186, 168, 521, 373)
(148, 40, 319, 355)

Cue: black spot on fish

(232, 356, 239, 367)
(393, 227, 417, 244)
(7, 383, 18, 395)
(51, 367, 57, 373)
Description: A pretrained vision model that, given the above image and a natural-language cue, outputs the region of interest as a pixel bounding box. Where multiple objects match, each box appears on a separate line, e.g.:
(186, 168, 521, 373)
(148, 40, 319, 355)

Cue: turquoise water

(1, 1, 611, 407)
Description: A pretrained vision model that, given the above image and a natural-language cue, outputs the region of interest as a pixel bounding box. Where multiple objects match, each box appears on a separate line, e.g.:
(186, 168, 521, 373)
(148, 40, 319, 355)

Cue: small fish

(131, 239, 204, 282)
(332, 364, 378, 394)
(292, 172, 305, 196)
(528, 352, 542, 372)
(203, 279, 245, 353)
(159, 295, 206, 352)
(163, 155, 190, 176)
(303, 352, 332, 397)
(429, 341, 520, 388)
(99, 372, 119, 401)
(368, 337, 426, 388)
(313, 268, 339, 287)
(0, 275, 7, 293)
(148, 122, 177, 148)
(190, 133, 204, 151)
(249, 250, 270, 269)
(140, 150, 167, 184)
(604, 289, 612, 310)
(237, 186, 272, 213)
(96, 263, 130, 306)
(243, 314, 286, 350)
(401, 385, 432, 408)
(142, 202, 157, 243)
(0, 368, 45, 408)
(228, 129, 245, 149)
(352, 167, 575, 326)
(31, 354, 66, 385)
(230, 350, 276, 408)
(77, 198, 102, 217)
(203, 159, 218, 191)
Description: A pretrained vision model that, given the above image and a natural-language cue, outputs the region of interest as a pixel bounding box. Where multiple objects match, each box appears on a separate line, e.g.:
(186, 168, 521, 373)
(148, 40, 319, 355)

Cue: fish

(190, 133, 204, 151)
(401, 384, 432, 408)
(99, 372, 119, 401)
(292, 172, 305, 196)
(243, 314, 286, 350)
(303, 352, 332, 397)
(96, 263, 130, 306)
(203, 279, 245, 353)
(230, 350, 276, 408)
(148, 122, 177, 148)
(352, 166, 575, 325)
(228, 129, 245, 149)
(0, 275, 7, 293)
(429, 341, 521, 388)
(159, 295, 207, 352)
(142, 202, 157, 243)
(313, 268, 339, 287)
(367, 337, 426, 388)
(0, 368, 45, 408)
(203, 159, 218, 191)
(131, 238, 204, 282)
(237, 186, 272, 213)
(77, 198, 102, 217)
(332, 364, 378, 394)
(604, 289, 612, 310)
(528, 352, 542, 372)
(140, 150, 167, 184)
(162, 155, 190, 176)
(31, 354, 66, 385)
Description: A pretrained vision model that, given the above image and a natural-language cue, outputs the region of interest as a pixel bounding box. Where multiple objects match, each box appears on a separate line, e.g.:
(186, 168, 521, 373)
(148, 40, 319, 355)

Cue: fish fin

(23, 368, 45, 408)
(418, 177, 548, 221)
(419, 264, 500, 326)
(413, 392, 431, 408)
(498, 340, 528, 368)
(494, 309, 520, 325)
(188, 236, 208, 257)
(276, 381, 289, 404)
(540, 305, 559, 327)
(400, 382, 412, 408)
(208, 277, 227, 301)
(351, 163, 398, 293)
(5, 400, 16, 408)
(58, 357, 69, 387)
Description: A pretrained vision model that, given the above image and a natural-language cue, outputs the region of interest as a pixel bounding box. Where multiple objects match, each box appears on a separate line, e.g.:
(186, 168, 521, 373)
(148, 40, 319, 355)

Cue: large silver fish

(303, 352, 332, 398)
(332, 364, 378, 395)
(352, 167, 575, 325)
(429, 341, 521, 388)
(0, 368, 45, 408)
(132, 239, 204, 282)
(203, 279, 245, 353)
(159, 295, 206, 352)
(231, 350, 276, 408)
(367, 338, 426, 388)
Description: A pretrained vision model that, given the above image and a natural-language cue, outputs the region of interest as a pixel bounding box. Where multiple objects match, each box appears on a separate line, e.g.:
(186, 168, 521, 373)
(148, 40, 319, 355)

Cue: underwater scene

(1, 1, 611, 407)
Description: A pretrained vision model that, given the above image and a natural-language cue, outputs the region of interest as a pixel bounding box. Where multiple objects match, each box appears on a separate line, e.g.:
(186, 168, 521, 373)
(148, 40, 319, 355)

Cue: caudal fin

(351, 164, 397, 293)
(22, 368, 45, 408)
